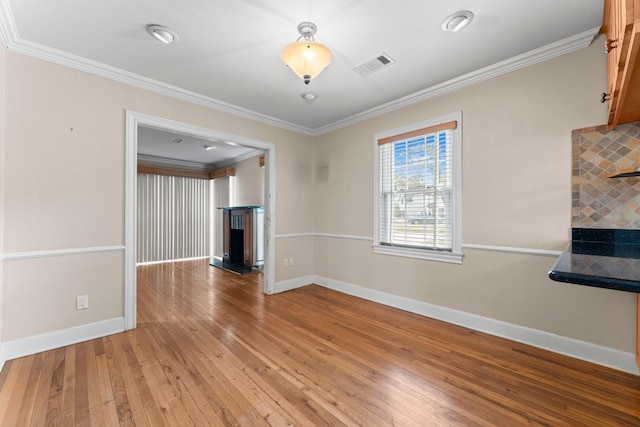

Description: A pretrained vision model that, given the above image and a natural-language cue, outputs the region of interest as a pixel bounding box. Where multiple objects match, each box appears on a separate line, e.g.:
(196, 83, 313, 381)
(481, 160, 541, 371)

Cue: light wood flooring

(0, 259, 639, 426)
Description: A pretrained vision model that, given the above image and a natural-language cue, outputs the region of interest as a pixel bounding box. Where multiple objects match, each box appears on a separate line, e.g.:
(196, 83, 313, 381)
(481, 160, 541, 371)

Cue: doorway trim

(125, 111, 276, 330)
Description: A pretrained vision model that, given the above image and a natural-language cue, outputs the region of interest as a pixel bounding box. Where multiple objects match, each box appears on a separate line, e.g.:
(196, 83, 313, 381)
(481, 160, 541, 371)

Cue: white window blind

(374, 113, 462, 263)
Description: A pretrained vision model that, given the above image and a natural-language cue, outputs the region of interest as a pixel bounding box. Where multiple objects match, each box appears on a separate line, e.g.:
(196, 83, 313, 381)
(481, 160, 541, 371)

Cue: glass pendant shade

(281, 41, 331, 84)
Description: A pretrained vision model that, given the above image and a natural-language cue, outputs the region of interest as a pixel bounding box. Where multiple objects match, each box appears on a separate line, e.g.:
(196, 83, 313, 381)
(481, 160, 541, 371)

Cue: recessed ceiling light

(203, 145, 214, 151)
(301, 93, 317, 101)
(147, 25, 179, 44)
(441, 11, 474, 33)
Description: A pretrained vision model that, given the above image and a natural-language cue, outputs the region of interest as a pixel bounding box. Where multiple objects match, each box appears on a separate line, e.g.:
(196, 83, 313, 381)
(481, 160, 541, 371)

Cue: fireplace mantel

(222, 206, 264, 268)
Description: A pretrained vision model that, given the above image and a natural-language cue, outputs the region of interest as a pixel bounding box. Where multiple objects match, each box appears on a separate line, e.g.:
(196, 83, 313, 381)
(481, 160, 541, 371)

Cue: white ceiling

(137, 125, 262, 170)
(0, 0, 604, 166)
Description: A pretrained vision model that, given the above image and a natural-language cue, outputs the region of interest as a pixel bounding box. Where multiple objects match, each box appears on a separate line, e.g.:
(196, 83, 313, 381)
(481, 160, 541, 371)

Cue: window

(373, 112, 462, 263)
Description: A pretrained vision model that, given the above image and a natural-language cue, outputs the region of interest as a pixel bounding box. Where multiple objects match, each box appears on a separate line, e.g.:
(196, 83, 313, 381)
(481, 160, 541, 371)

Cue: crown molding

(212, 149, 265, 169)
(0, 1, 315, 136)
(0, 2, 599, 138)
(137, 148, 263, 172)
(0, 0, 16, 48)
(312, 27, 601, 135)
(136, 154, 213, 171)
(17, 41, 314, 136)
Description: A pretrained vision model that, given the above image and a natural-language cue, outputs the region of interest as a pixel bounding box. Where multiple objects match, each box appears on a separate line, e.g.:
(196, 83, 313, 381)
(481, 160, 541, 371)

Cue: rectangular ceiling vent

(170, 137, 183, 144)
(354, 53, 395, 76)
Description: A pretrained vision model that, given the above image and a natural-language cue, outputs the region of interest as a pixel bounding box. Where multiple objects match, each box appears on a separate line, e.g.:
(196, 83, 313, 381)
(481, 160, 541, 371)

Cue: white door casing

(124, 111, 276, 330)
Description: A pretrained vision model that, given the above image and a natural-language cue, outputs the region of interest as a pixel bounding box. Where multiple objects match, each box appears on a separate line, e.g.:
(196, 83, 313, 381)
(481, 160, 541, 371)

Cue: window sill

(373, 244, 463, 264)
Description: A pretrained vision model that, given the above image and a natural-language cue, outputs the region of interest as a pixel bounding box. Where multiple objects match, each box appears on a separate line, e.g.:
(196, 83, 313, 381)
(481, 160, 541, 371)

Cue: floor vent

(354, 53, 395, 76)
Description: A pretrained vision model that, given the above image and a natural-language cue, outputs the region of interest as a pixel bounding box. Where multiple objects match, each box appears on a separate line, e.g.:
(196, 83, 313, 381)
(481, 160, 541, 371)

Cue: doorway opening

(124, 111, 276, 330)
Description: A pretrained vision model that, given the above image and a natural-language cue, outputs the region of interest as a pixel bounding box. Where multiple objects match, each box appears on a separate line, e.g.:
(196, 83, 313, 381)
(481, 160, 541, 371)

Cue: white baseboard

(136, 256, 209, 266)
(274, 275, 315, 293)
(3, 277, 636, 376)
(0, 344, 5, 373)
(2, 317, 126, 362)
(312, 275, 639, 375)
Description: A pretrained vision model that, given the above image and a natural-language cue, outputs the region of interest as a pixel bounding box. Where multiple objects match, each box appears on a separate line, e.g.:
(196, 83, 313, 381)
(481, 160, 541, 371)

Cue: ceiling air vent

(354, 53, 395, 76)
(170, 137, 183, 144)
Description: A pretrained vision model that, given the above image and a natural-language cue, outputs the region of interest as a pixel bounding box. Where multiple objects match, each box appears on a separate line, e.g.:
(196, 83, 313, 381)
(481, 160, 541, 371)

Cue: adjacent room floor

(0, 259, 639, 425)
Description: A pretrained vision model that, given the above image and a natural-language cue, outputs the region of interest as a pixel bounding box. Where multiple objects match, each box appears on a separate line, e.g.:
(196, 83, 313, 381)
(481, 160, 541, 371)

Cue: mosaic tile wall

(572, 122, 640, 229)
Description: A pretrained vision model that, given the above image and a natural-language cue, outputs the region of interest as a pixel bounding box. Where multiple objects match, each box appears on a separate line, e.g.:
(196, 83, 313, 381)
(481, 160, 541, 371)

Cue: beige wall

(0, 40, 6, 346)
(4, 253, 124, 340)
(274, 135, 316, 282)
(313, 37, 638, 354)
(1, 49, 314, 341)
(0, 35, 636, 363)
(232, 155, 265, 207)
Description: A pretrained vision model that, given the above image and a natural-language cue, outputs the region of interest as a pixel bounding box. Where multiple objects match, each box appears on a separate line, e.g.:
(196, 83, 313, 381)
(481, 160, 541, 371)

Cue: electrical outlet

(289, 257, 294, 266)
(284, 258, 289, 267)
(76, 295, 89, 310)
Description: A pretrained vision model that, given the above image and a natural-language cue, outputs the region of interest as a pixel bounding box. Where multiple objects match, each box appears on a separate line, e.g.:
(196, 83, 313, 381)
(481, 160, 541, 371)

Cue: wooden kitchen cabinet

(602, 0, 640, 128)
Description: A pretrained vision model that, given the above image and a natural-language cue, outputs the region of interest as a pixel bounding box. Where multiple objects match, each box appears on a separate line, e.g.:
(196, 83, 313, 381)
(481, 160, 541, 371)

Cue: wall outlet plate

(76, 295, 89, 310)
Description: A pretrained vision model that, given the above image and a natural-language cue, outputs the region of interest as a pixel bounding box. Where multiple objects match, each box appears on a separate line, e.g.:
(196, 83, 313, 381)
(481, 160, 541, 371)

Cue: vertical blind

(137, 173, 211, 263)
(213, 176, 231, 259)
(378, 120, 456, 251)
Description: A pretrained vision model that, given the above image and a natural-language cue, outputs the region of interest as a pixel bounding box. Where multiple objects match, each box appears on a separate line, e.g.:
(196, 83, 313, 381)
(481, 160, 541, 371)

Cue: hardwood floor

(1, 259, 639, 426)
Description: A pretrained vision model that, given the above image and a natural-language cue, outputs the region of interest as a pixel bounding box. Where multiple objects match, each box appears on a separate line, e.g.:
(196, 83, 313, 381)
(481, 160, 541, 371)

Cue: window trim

(372, 112, 463, 264)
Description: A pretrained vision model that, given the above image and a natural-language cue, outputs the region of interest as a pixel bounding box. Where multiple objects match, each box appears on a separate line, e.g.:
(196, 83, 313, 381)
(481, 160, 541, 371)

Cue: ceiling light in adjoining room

(441, 11, 474, 33)
(281, 21, 332, 85)
(147, 24, 179, 44)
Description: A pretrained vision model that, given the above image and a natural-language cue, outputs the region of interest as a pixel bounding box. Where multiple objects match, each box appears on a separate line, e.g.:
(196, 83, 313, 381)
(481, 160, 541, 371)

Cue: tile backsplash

(572, 122, 640, 229)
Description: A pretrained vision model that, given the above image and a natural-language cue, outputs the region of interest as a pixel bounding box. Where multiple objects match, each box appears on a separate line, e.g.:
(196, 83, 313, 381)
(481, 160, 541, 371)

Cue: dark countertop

(548, 228, 640, 293)
(218, 206, 263, 210)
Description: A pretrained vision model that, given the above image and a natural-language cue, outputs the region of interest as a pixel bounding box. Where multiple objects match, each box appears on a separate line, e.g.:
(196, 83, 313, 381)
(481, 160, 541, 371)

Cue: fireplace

(222, 206, 264, 268)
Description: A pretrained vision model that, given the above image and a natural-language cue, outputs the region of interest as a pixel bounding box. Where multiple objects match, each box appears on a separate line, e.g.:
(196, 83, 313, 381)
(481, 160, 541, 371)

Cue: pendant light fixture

(281, 22, 332, 85)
